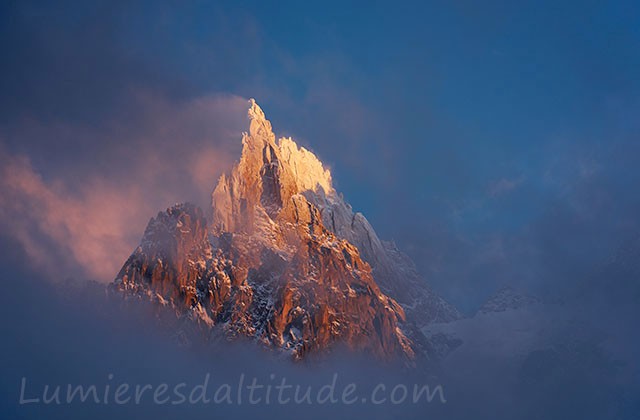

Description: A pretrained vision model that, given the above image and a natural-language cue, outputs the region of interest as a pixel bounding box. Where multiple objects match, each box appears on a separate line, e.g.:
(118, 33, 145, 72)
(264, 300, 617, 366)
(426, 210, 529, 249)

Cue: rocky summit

(114, 99, 458, 361)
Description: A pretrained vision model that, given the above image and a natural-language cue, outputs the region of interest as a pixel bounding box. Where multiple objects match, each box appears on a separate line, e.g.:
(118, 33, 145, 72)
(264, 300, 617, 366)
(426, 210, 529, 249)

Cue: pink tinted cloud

(0, 93, 248, 282)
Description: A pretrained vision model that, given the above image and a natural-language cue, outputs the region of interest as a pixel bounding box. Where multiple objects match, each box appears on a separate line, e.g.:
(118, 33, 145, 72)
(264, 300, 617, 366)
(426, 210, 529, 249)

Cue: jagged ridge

(114, 99, 457, 361)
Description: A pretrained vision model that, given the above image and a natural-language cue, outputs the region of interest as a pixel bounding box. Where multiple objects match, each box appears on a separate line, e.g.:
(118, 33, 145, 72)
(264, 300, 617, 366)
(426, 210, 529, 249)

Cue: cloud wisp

(0, 92, 248, 282)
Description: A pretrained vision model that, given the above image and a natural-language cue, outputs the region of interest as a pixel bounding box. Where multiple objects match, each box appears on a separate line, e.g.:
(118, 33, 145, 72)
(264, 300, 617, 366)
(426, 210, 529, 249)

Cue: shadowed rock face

(114, 99, 454, 361)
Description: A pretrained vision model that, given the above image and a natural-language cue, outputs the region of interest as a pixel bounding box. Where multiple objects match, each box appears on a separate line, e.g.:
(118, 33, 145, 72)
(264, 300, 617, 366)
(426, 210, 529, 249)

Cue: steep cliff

(114, 99, 457, 361)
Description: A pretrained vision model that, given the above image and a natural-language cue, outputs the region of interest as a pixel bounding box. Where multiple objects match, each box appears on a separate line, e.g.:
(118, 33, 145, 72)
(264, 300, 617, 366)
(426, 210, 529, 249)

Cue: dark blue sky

(1, 0, 639, 311)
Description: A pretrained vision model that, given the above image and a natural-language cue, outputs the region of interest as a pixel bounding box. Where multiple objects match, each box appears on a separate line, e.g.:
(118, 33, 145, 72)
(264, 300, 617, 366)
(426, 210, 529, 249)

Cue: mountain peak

(213, 99, 458, 325)
(212, 100, 336, 233)
(247, 98, 265, 121)
(244, 99, 332, 192)
(113, 98, 459, 362)
(246, 98, 275, 143)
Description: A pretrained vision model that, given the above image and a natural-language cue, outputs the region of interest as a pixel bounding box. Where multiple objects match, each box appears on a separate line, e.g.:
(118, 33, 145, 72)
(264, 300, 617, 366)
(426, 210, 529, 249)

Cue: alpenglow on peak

(211, 99, 458, 325)
(212, 100, 334, 234)
(113, 98, 459, 362)
(247, 98, 332, 194)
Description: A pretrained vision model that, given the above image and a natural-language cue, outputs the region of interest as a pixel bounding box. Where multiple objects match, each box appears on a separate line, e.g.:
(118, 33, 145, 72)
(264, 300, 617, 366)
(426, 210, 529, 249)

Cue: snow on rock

(476, 286, 540, 315)
(114, 99, 458, 362)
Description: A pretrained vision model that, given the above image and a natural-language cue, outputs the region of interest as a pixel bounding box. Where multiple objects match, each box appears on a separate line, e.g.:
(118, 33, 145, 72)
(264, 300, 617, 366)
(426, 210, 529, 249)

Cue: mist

(1, 0, 640, 419)
(0, 92, 247, 282)
(2, 237, 638, 419)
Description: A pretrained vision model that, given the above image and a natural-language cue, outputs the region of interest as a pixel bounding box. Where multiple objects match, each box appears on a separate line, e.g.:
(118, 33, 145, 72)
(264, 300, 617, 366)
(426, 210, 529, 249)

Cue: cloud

(0, 92, 248, 282)
(488, 176, 524, 197)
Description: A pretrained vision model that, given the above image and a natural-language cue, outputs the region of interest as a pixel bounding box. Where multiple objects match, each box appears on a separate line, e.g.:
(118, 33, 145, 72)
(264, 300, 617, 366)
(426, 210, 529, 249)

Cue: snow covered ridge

(113, 99, 458, 362)
(476, 287, 541, 315)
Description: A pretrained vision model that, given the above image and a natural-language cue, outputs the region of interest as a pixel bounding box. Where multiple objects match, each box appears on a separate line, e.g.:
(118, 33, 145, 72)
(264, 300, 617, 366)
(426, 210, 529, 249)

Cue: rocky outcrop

(114, 99, 456, 361)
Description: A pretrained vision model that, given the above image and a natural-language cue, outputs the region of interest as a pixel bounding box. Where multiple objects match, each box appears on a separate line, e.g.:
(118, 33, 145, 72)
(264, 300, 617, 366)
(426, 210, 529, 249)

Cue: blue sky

(1, 0, 639, 311)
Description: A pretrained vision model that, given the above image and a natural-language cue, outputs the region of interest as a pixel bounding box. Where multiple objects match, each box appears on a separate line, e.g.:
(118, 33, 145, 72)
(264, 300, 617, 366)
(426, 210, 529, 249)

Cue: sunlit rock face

(210, 99, 332, 235)
(114, 99, 457, 361)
